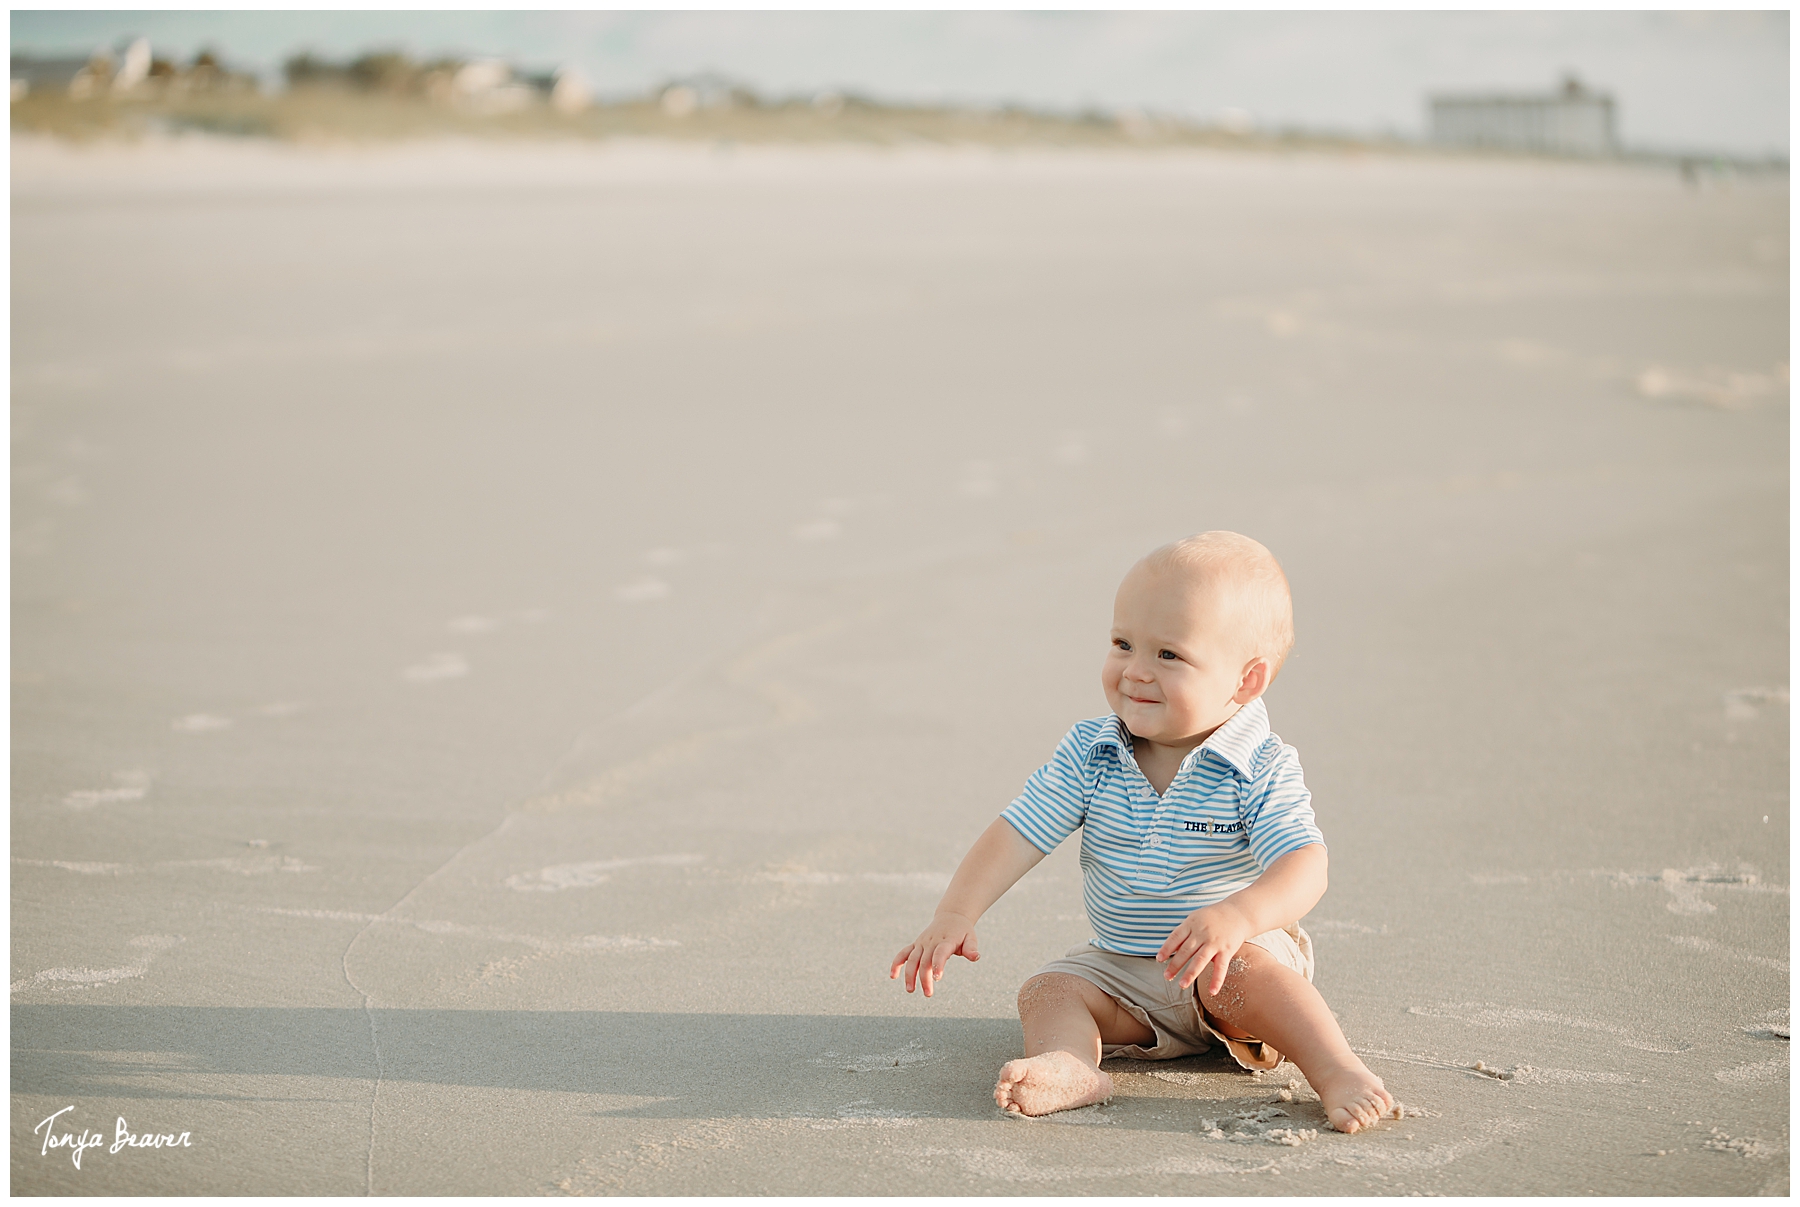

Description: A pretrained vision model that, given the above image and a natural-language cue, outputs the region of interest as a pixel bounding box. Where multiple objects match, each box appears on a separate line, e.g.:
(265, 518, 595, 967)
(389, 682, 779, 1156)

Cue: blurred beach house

(10, 37, 259, 101)
(282, 49, 591, 115)
(1428, 75, 1618, 157)
(10, 39, 591, 113)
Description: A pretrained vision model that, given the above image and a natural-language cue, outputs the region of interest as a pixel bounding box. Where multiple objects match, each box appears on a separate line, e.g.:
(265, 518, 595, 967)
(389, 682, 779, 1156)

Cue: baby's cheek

(1159, 688, 1195, 718)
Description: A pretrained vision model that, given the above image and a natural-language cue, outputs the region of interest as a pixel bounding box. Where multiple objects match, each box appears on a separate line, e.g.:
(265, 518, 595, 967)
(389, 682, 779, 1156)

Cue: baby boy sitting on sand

(890, 531, 1397, 1133)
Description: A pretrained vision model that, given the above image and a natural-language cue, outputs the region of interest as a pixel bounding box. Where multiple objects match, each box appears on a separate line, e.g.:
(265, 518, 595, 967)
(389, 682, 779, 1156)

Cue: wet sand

(11, 134, 1788, 1194)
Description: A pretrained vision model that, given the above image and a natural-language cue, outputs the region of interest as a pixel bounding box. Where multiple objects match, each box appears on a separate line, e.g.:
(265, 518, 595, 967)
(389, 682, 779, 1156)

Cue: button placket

(1136, 758, 1166, 867)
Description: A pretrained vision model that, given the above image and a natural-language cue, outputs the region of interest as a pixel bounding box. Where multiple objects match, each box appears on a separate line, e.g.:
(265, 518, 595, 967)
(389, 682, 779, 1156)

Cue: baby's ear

(1234, 658, 1273, 703)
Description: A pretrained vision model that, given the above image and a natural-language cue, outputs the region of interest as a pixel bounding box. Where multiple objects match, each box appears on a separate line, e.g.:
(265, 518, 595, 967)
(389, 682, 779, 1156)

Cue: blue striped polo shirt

(1000, 698, 1324, 956)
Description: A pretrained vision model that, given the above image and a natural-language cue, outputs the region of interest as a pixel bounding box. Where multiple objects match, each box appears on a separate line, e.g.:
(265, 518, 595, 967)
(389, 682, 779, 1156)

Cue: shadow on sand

(16, 1006, 1139, 1121)
(14, 1005, 1256, 1126)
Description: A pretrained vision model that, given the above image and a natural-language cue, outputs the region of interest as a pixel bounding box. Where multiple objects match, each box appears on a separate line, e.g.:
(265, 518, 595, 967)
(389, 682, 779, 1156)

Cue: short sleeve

(1241, 740, 1325, 868)
(999, 724, 1094, 854)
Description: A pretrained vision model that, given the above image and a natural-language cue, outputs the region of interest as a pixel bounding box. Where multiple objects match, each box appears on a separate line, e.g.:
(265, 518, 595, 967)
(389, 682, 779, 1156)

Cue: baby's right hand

(889, 911, 981, 997)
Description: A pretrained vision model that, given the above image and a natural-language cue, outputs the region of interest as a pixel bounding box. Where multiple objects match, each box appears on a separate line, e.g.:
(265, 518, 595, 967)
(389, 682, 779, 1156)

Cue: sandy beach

(11, 134, 1787, 1194)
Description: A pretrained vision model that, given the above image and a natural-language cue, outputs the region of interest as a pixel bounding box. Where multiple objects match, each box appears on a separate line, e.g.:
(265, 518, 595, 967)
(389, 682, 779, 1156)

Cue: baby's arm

(889, 818, 1045, 997)
(1156, 843, 1327, 995)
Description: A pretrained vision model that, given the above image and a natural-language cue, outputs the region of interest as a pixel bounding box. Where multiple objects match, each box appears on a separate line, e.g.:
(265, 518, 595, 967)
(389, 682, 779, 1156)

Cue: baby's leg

(994, 972, 1154, 1117)
(1196, 943, 1396, 1134)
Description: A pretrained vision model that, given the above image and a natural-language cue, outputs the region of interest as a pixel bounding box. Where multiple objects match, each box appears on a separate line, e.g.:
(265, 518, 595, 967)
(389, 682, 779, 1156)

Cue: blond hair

(1143, 531, 1294, 676)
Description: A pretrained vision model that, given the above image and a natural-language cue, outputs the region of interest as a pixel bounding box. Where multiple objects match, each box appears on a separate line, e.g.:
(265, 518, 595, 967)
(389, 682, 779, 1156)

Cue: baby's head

(1102, 531, 1294, 745)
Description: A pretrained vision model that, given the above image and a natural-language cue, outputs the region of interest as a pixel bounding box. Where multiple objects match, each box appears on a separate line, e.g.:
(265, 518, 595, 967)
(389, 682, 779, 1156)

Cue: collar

(1085, 697, 1270, 780)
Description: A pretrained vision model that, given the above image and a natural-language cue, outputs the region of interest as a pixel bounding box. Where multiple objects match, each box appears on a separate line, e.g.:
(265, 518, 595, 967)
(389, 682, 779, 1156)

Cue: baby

(890, 531, 1396, 1133)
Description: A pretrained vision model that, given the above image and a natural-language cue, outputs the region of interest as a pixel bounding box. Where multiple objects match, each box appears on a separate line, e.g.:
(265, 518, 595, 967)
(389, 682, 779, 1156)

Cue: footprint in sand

(63, 770, 152, 810)
(257, 906, 679, 953)
(172, 713, 232, 732)
(1404, 1003, 1681, 1053)
(404, 652, 469, 682)
(11, 934, 182, 993)
(504, 854, 704, 892)
(252, 701, 307, 717)
(15, 854, 317, 876)
(755, 869, 951, 891)
(840, 1040, 943, 1073)
(1713, 1055, 1787, 1084)
(1604, 866, 1770, 915)
(1701, 1126, 1779, 1159)
(1745, 1008, 1790, 1039)
(813, 1101, 924, 1128)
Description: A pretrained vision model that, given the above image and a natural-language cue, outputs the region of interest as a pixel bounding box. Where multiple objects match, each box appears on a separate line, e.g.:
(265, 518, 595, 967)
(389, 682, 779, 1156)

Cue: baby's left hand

(1157, 903, 1254, 996)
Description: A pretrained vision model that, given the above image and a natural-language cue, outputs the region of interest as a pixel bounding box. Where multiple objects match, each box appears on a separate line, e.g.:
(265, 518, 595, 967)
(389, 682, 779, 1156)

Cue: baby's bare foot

(993, 1050, 1114, 1117)
(1308, 1058, 1397, 1134)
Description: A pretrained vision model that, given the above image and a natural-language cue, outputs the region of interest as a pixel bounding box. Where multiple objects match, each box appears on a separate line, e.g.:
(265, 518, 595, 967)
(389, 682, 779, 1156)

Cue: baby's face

(1102, 561, 1259, 747)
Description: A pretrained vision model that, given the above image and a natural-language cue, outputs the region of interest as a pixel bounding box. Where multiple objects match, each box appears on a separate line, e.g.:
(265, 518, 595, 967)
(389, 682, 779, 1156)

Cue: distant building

(11, 54, 94, 98)
(1429, 75, 1617, 157)
(548, 68, 591, 115)
(13, 42, 255, 100)
(451, 59, 537, 114)
(657, 73, 758, 118)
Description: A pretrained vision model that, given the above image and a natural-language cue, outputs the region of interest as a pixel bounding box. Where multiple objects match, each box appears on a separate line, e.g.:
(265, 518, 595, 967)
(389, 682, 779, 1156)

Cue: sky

(9, 10, 1790, 157)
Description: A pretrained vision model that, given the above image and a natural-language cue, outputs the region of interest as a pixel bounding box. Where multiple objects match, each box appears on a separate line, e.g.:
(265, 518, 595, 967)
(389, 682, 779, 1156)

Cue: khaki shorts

(1031, 924, 1315, 1072)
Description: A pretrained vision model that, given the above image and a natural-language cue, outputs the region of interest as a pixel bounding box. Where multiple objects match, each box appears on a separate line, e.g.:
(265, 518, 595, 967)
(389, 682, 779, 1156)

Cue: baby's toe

(994, 1062, 1026, 1108)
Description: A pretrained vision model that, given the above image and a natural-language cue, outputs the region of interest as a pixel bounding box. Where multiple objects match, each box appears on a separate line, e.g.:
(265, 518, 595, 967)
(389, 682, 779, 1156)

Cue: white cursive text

(32, 1106, 193, 1169)
(35, 1106, 105, 1170)
(111, 1115, 193, 1154)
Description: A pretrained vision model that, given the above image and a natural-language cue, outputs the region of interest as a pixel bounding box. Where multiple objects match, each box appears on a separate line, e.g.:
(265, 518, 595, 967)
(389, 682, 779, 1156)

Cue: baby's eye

(1113, 639, 1131, 651)
(1158, 649, 1179, 660)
